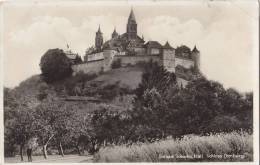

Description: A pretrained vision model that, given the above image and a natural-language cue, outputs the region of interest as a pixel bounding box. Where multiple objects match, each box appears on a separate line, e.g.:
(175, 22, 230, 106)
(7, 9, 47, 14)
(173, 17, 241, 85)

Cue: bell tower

(127, 8, 137, 40)
(95, 25, 103, 51)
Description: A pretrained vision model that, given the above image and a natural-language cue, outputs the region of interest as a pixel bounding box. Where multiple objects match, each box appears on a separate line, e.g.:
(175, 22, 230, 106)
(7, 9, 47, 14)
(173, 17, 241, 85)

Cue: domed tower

(95, 25, 103, 51)
(127, 8, 137, 40)
(191, 45, 200, 72)
(112, 27, 119, 38)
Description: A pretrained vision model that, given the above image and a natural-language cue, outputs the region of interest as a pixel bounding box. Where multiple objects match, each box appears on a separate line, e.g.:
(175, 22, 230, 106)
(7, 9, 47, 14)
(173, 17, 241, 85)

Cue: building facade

(72, 8, 200, 76)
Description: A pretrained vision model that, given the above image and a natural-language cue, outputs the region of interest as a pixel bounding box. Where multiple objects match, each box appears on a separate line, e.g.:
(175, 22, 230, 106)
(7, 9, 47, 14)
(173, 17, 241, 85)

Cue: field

(94, 131, 253, 162)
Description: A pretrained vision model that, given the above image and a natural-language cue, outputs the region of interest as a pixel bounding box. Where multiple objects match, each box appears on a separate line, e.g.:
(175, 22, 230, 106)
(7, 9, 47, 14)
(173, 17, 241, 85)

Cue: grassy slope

(89, 66, 144, 90)
(94, 131, 253, 162)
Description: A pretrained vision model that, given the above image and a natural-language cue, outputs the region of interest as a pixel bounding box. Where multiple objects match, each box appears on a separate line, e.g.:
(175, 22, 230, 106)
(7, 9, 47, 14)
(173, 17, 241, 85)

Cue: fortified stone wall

(86, 52, 104, 61)
(175, 57, 194, 69)
(72, 60, 104, 75)
(114, 55, 161, 66)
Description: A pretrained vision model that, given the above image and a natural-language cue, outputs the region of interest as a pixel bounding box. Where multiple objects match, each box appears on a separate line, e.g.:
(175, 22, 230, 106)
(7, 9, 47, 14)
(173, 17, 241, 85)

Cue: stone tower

(191, 45, 200, 72)
(112, 27, 119, 38)
(95, 25, 103, 51)
(127, 8, 137, 40)
(162, 41, 175, 72)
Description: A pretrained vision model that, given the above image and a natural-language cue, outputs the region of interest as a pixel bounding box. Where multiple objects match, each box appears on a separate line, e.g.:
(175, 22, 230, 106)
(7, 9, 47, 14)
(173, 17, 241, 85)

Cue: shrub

(111, 59, 122, 69)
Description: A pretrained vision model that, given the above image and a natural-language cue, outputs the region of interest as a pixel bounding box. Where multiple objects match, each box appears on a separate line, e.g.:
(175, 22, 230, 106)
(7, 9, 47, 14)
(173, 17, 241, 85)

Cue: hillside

(90, 66, 144, 89)
(6, 65, 189, 114)
(88, 65, 187, 89)
(6, 65, 146, 113)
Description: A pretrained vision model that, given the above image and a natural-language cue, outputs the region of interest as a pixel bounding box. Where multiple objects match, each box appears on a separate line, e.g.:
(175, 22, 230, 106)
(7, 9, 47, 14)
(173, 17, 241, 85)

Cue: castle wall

(87, 52, 104, 61)
(175, 57, 194, 69)
(72, 60, 104, 75)
(114, 55, 161, 66)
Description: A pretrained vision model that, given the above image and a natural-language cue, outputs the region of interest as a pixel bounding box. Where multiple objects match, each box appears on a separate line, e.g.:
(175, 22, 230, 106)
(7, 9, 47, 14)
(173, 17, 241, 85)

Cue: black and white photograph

(1, 0, 259, 163)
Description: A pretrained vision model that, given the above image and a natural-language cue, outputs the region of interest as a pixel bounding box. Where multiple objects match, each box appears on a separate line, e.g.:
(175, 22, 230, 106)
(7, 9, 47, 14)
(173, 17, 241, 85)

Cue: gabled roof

(163, 41, 174, 49)
(145, 41, 162, 49)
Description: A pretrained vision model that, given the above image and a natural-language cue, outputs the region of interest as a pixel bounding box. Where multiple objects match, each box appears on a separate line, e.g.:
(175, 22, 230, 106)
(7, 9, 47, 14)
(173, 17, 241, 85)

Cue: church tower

(127, 8, 137, 40)
(95, 25, 103, 51)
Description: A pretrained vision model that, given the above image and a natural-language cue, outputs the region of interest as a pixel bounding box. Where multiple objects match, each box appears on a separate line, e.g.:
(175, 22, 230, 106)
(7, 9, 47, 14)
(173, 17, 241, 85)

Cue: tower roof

(112, 27, 118, 35)
(97, 24, 102, 33)
(163, 41, 174, 49)
(192, 45, 199, 53)
(128, 8, 136, 23)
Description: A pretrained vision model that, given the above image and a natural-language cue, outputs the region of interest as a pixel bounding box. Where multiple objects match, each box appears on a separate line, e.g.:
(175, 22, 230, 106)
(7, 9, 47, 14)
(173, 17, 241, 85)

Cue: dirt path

(5, 155, 93, 163)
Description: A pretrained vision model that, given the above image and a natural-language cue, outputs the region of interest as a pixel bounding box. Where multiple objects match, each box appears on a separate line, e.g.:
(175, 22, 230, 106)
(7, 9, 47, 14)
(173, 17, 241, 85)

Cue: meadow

(94, 131, 253, 162)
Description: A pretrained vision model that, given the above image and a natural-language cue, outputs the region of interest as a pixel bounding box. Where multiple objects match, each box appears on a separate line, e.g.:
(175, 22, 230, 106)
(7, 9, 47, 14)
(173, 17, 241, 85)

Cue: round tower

(191, 45, 200, 72)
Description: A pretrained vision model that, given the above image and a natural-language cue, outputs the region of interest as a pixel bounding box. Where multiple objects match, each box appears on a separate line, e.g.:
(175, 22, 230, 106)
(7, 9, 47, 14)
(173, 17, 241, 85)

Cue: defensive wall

(72, 52, 195, 76)
(72, 59, 104, 75)
(113, 54, 161, 66)
(175, 57, 194, 69)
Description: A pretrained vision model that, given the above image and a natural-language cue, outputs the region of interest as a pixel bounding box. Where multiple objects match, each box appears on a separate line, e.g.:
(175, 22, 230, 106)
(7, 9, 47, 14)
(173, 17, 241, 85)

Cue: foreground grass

(94, 131, 253, 162)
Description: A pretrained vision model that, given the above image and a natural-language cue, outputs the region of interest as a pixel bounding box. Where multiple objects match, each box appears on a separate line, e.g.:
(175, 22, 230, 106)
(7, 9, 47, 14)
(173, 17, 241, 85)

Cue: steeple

(128, 7, 136, 23)
(95, 25, 103, 51)
(127, 7, 137, 40)
(97, 24, 101, 33)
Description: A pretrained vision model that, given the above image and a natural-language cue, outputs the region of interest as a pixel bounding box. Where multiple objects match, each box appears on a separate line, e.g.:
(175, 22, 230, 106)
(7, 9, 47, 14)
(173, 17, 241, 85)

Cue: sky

(2, 0, 259, 92)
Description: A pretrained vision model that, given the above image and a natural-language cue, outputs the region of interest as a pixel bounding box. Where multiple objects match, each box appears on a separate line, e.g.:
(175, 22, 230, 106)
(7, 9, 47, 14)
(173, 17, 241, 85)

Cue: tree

(34, 98, 73, 159)
(131, 61, 177, 141)
(4, 88, 37, 160)
(5, 105, 35, 161)
(174, 77, 225, 134)
(135, 60, 176, 99)
(40, 48, 72, 83)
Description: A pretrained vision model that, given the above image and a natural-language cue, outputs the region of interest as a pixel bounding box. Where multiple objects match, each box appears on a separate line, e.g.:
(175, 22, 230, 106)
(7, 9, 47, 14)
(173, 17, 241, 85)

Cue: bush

(40, 48, 72, 83)
(111, 59, 122, 69)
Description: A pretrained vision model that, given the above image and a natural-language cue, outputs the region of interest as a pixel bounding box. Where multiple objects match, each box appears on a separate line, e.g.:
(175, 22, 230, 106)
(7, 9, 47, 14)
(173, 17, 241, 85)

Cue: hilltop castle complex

(69, 8, 200, 77)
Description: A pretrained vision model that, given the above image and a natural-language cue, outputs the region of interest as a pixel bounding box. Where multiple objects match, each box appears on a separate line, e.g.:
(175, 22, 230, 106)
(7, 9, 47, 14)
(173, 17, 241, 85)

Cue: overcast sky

(2, 0, 258, 92)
